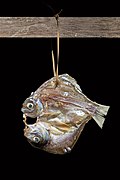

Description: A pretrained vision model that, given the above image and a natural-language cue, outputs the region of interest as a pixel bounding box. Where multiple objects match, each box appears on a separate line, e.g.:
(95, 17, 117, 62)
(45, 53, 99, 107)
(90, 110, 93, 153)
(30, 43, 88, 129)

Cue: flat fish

(21, 74, 110, 154)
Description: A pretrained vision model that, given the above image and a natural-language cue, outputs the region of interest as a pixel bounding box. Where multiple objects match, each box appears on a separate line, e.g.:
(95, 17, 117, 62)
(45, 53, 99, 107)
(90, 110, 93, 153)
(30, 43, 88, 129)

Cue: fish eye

(27, 102, 34, 109)
(33, 136, 40, 143)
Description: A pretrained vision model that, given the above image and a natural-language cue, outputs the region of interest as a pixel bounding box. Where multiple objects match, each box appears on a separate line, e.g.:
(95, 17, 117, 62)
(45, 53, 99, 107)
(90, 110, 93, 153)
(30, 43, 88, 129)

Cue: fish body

(21, 74, 110, 154)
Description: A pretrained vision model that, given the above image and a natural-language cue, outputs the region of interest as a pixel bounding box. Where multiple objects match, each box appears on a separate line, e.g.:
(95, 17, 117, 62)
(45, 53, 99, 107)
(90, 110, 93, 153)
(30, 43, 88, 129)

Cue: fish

(21, 74, 110, 154)
(21, 14, 110, 154)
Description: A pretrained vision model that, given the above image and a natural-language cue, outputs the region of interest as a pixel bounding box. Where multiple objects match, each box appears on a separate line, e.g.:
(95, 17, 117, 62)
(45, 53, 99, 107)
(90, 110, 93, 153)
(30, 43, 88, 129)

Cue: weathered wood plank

(0, 17, 120, 37)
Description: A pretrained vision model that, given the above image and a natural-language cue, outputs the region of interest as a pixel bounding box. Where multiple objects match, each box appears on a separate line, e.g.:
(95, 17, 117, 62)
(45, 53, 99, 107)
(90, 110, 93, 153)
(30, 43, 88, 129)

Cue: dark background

(0, 0, 120, 16)
(0, 0, 119, 179)
(1, 37, 119, 178)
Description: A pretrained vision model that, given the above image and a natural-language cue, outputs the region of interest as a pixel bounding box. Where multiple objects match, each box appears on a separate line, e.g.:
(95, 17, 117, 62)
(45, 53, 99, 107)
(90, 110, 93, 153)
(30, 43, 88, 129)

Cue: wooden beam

(0, 17, 120, 38)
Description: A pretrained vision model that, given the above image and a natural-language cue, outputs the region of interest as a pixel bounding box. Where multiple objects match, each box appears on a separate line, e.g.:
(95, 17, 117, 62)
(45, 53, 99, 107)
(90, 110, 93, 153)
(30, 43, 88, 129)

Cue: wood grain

(0, 17, 120, 38)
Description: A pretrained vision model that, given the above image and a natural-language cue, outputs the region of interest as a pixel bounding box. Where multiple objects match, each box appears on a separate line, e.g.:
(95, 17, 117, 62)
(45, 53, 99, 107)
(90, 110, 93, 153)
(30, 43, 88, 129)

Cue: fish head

(24, 122, 50, 147)
(21, 93, 43, 118)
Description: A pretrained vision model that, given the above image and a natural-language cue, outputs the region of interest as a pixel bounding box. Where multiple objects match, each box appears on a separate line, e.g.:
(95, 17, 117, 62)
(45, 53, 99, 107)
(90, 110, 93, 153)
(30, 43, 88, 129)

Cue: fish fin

(93, 105, 110, 128)
(59, 74, 82, 92)
(50, 126, 64, 135)
(53, 122, 71, 132)
(70, 118, 90, 149)
(49, 119, 71, 132)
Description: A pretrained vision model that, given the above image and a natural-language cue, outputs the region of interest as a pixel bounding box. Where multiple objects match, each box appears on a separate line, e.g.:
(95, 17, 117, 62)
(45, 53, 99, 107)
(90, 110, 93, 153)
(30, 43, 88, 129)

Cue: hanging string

(54, 9, 62, 84)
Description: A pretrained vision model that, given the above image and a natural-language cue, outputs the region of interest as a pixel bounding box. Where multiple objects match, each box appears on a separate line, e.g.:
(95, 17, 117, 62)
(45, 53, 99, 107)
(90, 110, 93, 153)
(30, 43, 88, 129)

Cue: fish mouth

(23, 114, 36, 139)
(23, 114, 37, 126)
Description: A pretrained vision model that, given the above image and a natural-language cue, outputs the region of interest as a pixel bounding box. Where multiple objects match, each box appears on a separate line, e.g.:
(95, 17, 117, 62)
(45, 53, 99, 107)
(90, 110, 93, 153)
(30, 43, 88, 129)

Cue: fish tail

(93, 104, 110, 128)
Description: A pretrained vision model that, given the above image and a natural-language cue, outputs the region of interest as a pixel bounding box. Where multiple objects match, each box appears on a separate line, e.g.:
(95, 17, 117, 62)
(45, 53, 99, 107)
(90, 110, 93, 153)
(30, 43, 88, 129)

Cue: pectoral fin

(49, 119, 72, 132)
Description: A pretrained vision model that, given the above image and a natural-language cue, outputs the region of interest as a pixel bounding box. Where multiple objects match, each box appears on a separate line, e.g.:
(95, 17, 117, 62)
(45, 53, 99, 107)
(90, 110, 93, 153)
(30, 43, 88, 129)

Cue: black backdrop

(0, 0, 119, 179)
(1, 37, 119, 178)
(0, 0, 120, 16)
